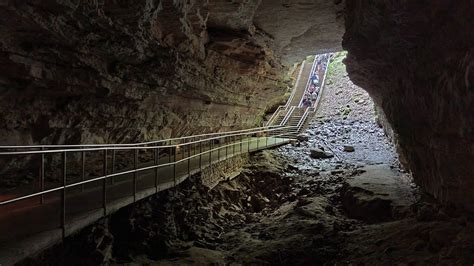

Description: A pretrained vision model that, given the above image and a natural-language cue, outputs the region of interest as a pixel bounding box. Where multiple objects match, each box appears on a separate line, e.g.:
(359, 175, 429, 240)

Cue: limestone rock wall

(0, 1, 346, 146)
(343, 1, 474, 211)
(255, 0, 345, 63)
(0, 1, 290, 145)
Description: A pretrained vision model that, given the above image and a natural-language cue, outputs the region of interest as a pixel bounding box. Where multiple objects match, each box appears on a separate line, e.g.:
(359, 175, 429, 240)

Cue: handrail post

(187, 143, 191, 177)
(209, 140, 212, 165)
(257, 135, 260, 150)
(133, 149, 138, 203)
(265, 133, 268, 147)
(173, 146, 177, 187)
(81, 149, 85, 192)
(232, 135, 235, 156)
(218, 139, 221, 161)
(40, 147, 45, 204)
(61, 151, 67, 239)
(103, 149, 107, 216)
(240, 135, 243, 153)
(111, 148, 116, 185)
(248, 134, 251, 152)
(155, 146, 159, 193)
(168, 141, 172, 163)
(225, 136, 228, 159)
(199, 141, 202, 170)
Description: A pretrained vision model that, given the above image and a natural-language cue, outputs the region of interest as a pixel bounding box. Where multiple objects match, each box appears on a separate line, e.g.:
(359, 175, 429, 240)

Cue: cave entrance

(309, 51, 397, 166)
(288, 51, 403, 168)
(276, 50, 416, 219)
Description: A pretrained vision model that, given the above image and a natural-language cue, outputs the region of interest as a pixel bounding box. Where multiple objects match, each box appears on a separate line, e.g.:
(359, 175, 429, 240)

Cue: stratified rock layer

(343, 1, 474, 211)
(255, 0, 345, 63)
(0, 1, 344, 146)
(0, 1, 284, 145)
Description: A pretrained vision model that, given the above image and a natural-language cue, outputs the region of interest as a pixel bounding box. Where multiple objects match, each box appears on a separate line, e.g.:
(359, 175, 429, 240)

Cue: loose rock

(343, 145, 355, 152)
(310, 148, 334, 159)
(297, 134, 310, 142)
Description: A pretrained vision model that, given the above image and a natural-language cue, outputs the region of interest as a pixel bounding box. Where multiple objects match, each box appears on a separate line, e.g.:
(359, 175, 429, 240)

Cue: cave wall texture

(343, 0, 474, 211)
(1, 0, 473, 211)
(0, 0, 282, 145)
(0, 0, 343, 145)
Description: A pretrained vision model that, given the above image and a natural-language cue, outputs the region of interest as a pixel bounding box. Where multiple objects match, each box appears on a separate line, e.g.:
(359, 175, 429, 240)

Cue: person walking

(304, 97, 311, 108)
(310, 91, 317, 104)
(311, 74, 319, 86)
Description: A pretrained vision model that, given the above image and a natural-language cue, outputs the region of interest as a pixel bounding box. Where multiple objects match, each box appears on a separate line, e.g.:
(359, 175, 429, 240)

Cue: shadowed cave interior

(0, 1, 473, 265)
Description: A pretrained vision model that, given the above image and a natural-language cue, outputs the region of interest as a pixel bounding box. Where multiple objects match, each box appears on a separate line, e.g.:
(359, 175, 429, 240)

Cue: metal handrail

(0, 125, 296, 206)
(266, 106, 284, 126)
(293, 54, 332, 134)
(0, 126, 294, 155)
(279, 106, 295, 126)
(298, 56, 319, 107)
(296, 107, 315, 132)
(296, 108, 309, 129)
(265, 59, 306, 126)
(0, 125, 282, 150)
(310, 55, 331, 109)
(284, 59, 305, 108)
(0, 133, 290, 207)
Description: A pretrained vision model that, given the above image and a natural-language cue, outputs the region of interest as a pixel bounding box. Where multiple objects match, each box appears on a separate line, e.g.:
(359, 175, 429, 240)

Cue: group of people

(301, 54, 329, 108)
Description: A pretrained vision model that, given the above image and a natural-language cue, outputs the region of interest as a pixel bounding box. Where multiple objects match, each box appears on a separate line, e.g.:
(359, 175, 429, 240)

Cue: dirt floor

(20, 52, 474, 265)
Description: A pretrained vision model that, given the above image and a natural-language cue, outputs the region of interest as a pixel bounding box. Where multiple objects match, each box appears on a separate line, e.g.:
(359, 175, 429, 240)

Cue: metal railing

(284, 59, 306, 109)
(0, 125, 282, 150)
(292, 54, 332, 133)
(310, 54, 330, 109)
(265, 59, 307, 126)
(296, 107, 315, 132)
(266, 54, 330, 137)
(0, 125, 296, 242)
(280, 106, 296, 126)
(298, 57, 320, 107)
(266, 106, 284, 126)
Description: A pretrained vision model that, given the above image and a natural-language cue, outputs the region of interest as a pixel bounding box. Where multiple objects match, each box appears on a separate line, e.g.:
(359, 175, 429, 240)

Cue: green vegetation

(254, 114, 264, 126)
(339, 105, 352, 118)
(326, 51, 348, 85)
(305, 55, 315, 62)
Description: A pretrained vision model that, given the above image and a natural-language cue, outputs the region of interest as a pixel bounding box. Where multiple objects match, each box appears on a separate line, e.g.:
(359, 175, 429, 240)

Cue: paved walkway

(289, 61, 314, 107)
(0, 136, 289, 265)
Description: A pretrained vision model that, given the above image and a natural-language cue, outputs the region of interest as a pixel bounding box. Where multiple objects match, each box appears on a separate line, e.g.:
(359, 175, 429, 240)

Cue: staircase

(272, 111, 287, 126)
(266, 54, 331, 138)
(280, 108, 306, 138)
(289, 61, 314, 107)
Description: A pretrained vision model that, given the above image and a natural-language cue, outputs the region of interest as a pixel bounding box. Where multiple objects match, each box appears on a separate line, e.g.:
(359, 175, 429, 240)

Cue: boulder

(342, 186, 393, 223)
(341, 165, 415, 223)
(343, 145, 355, 152)
(310, 148, 334, 159)
(296, 134, 310, 142)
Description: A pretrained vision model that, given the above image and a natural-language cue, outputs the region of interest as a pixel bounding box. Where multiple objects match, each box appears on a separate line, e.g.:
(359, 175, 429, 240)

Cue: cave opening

(1, 1, 474, 265)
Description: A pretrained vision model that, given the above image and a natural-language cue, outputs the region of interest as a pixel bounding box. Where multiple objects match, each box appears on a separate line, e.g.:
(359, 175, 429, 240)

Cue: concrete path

(289, 61, 313, 107)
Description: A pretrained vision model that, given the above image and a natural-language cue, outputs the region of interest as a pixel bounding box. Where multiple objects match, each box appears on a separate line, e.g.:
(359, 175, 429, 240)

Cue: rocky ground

(20, 53, 474, 265)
